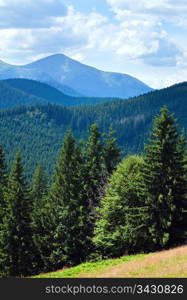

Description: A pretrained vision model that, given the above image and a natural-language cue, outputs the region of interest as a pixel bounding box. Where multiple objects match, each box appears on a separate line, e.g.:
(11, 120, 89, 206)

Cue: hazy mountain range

(0, 78, 128, 109)
(0, 54, 153, 98)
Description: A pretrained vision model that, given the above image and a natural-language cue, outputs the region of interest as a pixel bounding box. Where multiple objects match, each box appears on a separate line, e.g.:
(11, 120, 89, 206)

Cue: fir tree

(0, 153, 34, 277)
(0, 145, 7, 223)
(169, 134, 187, 245)
(31, 196, 57, 273)
(0, 145, 7, 187)
(31, 164, 48, 205)
(85, 124, 105, 211)
(30, 164, 49, 273)
(84, 124, 108, 250)
(142, 106, 187, 250)
(49, 131, 90, 268)
(103, 127, 121, 175)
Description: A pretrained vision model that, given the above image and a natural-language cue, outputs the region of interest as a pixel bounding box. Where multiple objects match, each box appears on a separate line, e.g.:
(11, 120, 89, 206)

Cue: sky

(0, 0, 187, 89)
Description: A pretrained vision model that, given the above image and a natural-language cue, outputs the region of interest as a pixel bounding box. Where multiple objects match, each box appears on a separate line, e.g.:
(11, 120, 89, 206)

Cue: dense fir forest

(1, 81, 187, 178)
(0, 78, 119, 109)
(0, 106, 186, 277)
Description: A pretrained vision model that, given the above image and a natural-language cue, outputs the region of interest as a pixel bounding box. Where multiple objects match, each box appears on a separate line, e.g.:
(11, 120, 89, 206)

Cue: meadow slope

(35, 245, 187, 278)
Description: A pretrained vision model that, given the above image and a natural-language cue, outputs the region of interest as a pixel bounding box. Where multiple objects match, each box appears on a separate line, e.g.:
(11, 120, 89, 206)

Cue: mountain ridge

(0, 53, 153, 98)
(0, 78, 128, 109)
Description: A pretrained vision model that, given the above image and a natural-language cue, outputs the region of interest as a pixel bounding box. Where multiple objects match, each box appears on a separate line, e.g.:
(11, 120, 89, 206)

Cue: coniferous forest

(1, 81, 187, 179)
(0, 106, 186, 277)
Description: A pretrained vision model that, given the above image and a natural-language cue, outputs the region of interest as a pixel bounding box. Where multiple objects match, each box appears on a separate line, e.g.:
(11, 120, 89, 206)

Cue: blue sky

(0, 0, 187, 88)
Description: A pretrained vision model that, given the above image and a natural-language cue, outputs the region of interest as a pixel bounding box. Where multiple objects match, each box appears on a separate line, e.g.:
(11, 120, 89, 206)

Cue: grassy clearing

(80, 245, 187, 278)
(34, 245, 187, 278)
(34, 253, 147, 278)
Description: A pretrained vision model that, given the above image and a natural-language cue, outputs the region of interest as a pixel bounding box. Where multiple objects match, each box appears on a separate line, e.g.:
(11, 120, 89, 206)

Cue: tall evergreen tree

(31, 164, 48, 205)
(142, 106, 187, 250)
(0, 145, 8, 223)
(0, 153, 34, 277)
(0, 145, 7, 187)
(31, 195, 57, 273)
(30, 164, 49, 273)
(103, 127, 121, 175)
(49, 131, 90, 268)
(85, 124, 105, 211)
(84, 124, 108, 249)
(169, 134, 187, 245)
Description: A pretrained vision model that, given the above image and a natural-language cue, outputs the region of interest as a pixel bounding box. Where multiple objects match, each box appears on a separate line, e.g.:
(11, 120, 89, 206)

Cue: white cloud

(71, 53, 85, 62)
(0, 5, 108, 63)
(107, 0, 187, 14)
(104, 0, 185, 67)
(0, 0, 186, 88)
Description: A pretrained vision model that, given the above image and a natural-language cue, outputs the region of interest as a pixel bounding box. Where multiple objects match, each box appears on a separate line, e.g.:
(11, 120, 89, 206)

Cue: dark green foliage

(0, 153, 34, 277)
(48, 131, 91, 268)
(0, 78, 121, 110)
(0, 145, 7, 222)
(0, 145, 7, 186)
(0, 80, 47, 109)
(142, 107, 187, 249)
(3, 79, 73, 107)
(30, 165, 49, 273)
(93, 155, 148, 258)
(31, 197, 57, 273)
(85, 124, 106, 210)
(83, 124, 110, 251)
(1, 82, 187, 178)
(0, 124, 121, 276)
(0, 102, 186, 277)
(103, 127, 121, 174)
(31, 165, 48, 203)
(170, 135, 187, 245)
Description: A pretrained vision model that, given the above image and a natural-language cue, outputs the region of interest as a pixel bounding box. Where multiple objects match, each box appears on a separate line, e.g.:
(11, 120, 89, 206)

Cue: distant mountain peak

(25, 53, 77, 68)
(0, 53, 153, 98)
(26, 53, 67, 63)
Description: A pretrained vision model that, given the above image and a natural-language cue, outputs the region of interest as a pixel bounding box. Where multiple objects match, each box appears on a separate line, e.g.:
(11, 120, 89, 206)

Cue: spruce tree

(31, 164, 48, 273)
(85, 124, 105, 211)
(142, 106, 187, 250)
(0, 153, 34, 277)
(0, 145, 7, 223)
(31, 164, 48, 205)
(169, 134, 187, 245)
(49, 131, 90, 268)
(31, 196, 57, 273)
(0, 145, 7, 187)
(103, 127, 121, 175)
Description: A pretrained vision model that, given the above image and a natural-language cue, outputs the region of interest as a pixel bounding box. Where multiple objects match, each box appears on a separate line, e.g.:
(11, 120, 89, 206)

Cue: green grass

(33, 246, 187, 278)
(34, 253, 147, 278)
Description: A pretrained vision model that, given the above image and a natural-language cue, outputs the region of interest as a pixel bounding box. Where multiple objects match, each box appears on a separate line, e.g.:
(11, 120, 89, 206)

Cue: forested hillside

(0, 78, 121, 109)
(0, 107, 186, 277)
(2, 79, 76, 106)
(0, 82, 187, 177)
(0, 80, 48, 109)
